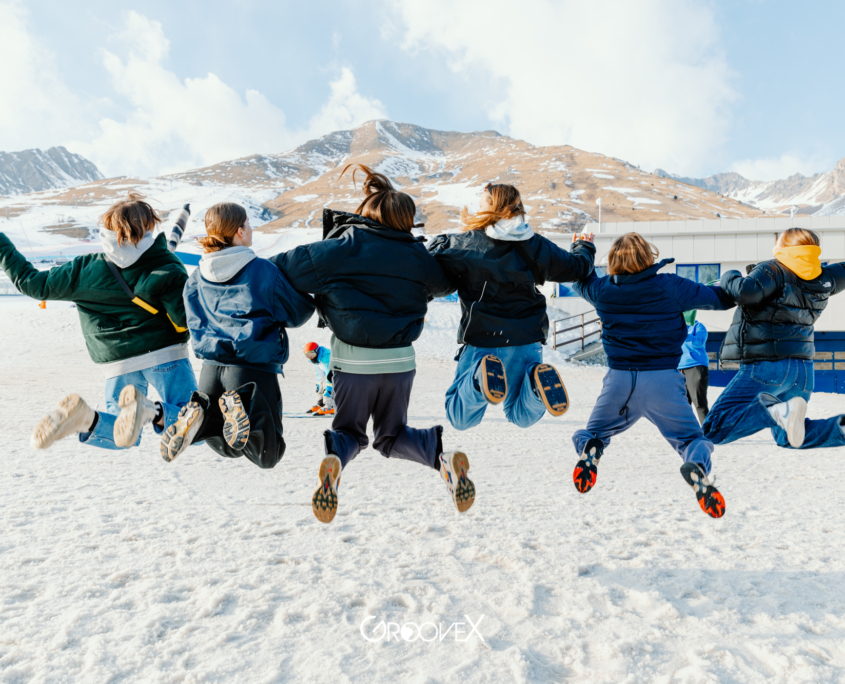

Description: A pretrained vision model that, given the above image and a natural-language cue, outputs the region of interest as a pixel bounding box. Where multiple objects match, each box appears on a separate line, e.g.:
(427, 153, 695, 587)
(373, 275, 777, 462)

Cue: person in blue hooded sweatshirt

(571, 232, 734, 518)
(160, 202, 315, 468)
(678, 310, 710, 425)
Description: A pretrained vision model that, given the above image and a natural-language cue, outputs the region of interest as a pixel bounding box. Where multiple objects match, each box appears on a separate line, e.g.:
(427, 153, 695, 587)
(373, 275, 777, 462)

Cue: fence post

(581, 313, 585, 350)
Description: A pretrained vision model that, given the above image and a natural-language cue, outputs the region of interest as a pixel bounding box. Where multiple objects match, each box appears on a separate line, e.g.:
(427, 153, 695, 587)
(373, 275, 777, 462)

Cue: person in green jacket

(0, 193, 197, 451)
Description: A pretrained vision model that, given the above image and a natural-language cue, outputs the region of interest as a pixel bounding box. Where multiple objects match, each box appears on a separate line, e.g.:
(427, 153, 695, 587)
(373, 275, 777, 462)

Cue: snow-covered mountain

(655, 156, 845, 215)
(0, 146, 103, 197)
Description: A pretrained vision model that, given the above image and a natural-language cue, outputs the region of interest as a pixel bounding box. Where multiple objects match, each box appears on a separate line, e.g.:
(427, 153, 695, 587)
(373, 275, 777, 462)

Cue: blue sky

(2, 0, 843, 180)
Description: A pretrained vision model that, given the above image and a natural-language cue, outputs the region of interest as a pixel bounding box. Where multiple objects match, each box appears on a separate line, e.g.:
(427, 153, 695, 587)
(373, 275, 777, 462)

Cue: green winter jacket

(0, 232, 190, 365)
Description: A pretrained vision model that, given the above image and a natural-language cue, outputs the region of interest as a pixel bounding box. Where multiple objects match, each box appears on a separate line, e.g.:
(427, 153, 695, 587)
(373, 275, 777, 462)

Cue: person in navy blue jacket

(678, 311, 710, 425)
(160, 202, 315, 468)
(571, 232, 734, 518)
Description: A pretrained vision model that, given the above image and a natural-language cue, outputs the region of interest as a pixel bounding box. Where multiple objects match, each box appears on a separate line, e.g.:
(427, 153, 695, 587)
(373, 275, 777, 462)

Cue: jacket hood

(327, 210, 418, 243)
(199, 246, 257, 282)
(99, 228, 156, 268)
(773, 245, 823, 281)
(609, 258, 675, 284)
(485, 216, 534, 242)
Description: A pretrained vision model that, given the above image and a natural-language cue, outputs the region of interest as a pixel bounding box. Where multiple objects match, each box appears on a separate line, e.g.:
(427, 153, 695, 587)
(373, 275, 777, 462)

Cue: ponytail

(198, 203, 248, 253)
(339, 163, 418, 233)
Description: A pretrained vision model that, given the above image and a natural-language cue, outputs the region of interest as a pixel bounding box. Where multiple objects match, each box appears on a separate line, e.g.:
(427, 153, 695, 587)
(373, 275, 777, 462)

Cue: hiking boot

(160, 399, 204, 463)
(573, 437, 604, 493)
(768, 397, 807, 448)
(313, 440, 342, 524)
(114, 385, 158, 448)
(439, 450, 475, 513)
(219, 391, 250, 450)
(31, 394, 96, 449)
(530, 363, 569, 416)
(474, 355, 507, 404)
(680, 462, 725, 518)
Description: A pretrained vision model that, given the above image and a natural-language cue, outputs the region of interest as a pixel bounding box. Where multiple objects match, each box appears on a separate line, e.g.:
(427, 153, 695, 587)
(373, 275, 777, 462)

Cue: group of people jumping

(1, 162, 844, 523)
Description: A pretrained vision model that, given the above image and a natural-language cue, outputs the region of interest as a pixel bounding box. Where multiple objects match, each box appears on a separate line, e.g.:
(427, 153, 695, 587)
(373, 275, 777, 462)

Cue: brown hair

(339, 163, 417, 232)
(461, 183, 525, 231)
(779, 227, 820, 247)
(607, 232, 659, 276)
(198, 203, 248, 253)
(99, 192, 161, 246)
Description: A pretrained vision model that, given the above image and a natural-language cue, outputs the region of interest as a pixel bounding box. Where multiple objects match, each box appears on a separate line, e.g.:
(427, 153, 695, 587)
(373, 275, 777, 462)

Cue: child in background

(0, 193, 196, 451)
(303, 342, 334, 415)
(571, 233, 734, 518)
(161, 203, 315, 468)
(678, 311, 710, 425)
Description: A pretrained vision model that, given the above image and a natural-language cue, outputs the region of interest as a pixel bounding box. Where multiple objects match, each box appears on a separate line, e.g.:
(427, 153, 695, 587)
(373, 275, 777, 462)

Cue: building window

(677, 263, 720, 284)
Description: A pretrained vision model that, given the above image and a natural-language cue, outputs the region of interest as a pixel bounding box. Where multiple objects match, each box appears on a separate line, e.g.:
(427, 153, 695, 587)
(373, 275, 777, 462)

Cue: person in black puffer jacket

(704, 228, 845, 450)
(272, 164, 475, 524)
(428, 183, 595, 432)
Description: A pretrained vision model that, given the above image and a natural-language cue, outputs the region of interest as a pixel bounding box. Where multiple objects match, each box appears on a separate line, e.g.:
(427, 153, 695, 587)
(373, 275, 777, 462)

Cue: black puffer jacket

(720, 259, 845, 362)
(428, 230, 595, 347)
(271, 213, 453, 348)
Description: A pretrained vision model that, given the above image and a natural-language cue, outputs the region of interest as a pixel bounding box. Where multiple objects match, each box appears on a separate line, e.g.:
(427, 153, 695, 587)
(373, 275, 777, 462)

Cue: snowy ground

(1, 299, 845, 683)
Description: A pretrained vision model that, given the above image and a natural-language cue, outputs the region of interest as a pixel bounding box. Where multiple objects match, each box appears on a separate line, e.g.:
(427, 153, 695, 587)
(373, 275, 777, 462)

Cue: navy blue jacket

(184, 257, 315, 374)
(271, 214, 453, 348)
(720, 260, 845, 362)
(573, 259, 734, 370)
(428, 231, 595, 347)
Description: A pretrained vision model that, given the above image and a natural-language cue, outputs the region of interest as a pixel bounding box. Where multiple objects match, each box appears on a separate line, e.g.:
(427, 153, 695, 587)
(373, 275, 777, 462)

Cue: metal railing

(551, 309, 602, 352)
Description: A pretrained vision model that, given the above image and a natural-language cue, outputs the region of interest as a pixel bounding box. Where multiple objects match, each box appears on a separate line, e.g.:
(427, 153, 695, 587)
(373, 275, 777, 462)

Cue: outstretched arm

(0, 233, 80, 301)
(538, 237, 596, 283)
(269, 245, 324, 296)
(667, 275, 734, 311)
(273, 270, 316, 329)
(720, 265, 779, 306)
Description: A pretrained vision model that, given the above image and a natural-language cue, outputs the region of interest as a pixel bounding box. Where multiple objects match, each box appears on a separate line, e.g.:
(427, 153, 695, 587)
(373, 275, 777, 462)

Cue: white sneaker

(768, 397, 807, 448)
(31, 394, 96, 449)
(160, 400, 204, 463)
(439, 451, 475, 513)
(114, 385, 158, 448)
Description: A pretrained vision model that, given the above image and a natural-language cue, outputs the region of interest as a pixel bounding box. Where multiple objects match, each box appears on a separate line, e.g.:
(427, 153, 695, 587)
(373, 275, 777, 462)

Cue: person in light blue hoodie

(160, 203, 315, 468)
(678, 311, 710, 425)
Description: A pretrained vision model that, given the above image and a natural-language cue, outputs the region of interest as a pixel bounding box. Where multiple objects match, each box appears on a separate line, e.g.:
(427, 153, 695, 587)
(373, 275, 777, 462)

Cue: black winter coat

(427, 231, 595, 347)
(720, 259, 845, 362)
(271, 213, 453, 349)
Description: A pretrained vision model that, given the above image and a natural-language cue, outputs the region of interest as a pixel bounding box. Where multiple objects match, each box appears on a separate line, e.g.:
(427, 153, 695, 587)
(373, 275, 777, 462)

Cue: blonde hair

(607, 232, 659, 276)
(99, 192, 161, 246)
(198, 203, 248, 253)
(340, 163, 417, 232)
(461, 183, 525, 232)
(778, 227, 819, 247)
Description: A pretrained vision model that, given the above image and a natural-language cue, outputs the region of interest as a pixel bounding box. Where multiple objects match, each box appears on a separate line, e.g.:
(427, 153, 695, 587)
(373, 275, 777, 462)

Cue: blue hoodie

(679, 321, 709, 370)
(573, 258, 733, 371)
(184, 247, 315, 374)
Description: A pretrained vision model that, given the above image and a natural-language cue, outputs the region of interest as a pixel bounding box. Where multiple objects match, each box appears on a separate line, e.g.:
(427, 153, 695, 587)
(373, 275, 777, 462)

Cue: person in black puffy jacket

(428, 183, 595, 432)
(272, 164, 475, 524)
(703, 228, 845, 450)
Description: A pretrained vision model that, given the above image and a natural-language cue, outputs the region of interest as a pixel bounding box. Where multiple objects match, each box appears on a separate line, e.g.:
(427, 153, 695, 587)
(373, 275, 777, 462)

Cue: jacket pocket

(750, 360, 790, 387)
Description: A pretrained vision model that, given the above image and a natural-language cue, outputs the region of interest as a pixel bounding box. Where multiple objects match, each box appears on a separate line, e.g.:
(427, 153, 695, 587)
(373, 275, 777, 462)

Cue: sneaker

(114, 385, 158, 448)
(160, 400, 204, 463)
(531, 363, 569, 416)
(31, 394, 96, 449)
(439, 450, 475, 513)
(680, 462, 725, 518)
(306, 405, 322, 414)
(474, 355, 507, 404)
(573, 438, 604, 493)
(219, 391, 250, 449)
(768, 397, 807, 448)
(312, 452, 342, 524)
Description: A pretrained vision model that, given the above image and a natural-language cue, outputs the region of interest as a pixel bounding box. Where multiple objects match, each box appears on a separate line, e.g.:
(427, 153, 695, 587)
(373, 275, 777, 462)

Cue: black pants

(193, 364, 285, 469)
(326, 370, 440, 470)
(681, 366, 709, 425)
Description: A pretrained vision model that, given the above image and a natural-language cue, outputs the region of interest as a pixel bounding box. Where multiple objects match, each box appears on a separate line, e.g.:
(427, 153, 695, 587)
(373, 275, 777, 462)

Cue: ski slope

(1, 298, 844, 683)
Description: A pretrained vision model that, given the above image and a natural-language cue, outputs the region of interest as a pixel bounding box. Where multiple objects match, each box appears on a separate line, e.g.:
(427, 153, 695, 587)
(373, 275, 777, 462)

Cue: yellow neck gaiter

(772, 245, 822, 280)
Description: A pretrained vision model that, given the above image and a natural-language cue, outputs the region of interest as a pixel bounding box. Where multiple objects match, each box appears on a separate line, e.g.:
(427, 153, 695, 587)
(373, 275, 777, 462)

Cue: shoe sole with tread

(160, 401, 204, 463)
(312, 456, 342, 523)
(532, 363, 569, 416)
(220, 391, 250, 449)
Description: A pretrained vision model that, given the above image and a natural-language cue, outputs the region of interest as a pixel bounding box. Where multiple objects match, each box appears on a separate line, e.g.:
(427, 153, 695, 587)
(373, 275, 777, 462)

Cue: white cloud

(389, 0, 736, 176)
(1, 6, 386, 178)
(729, 153, 832, 181)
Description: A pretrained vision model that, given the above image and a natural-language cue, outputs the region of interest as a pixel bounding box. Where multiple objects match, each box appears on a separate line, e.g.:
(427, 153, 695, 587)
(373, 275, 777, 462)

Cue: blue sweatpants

(572, 368, 714, 474)
(445, 343, 546, 431)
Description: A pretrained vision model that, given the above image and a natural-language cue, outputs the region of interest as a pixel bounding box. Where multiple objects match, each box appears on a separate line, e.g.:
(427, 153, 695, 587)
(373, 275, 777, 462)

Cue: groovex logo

(360, 615, 486, 643)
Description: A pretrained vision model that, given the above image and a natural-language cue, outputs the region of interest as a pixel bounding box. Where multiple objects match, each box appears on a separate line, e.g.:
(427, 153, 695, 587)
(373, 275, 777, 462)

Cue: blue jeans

(445, 343, 546, 430)
(80, 358, 198, 450)
(702, 359, 845, 449)
(572, 369, 714, 473)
